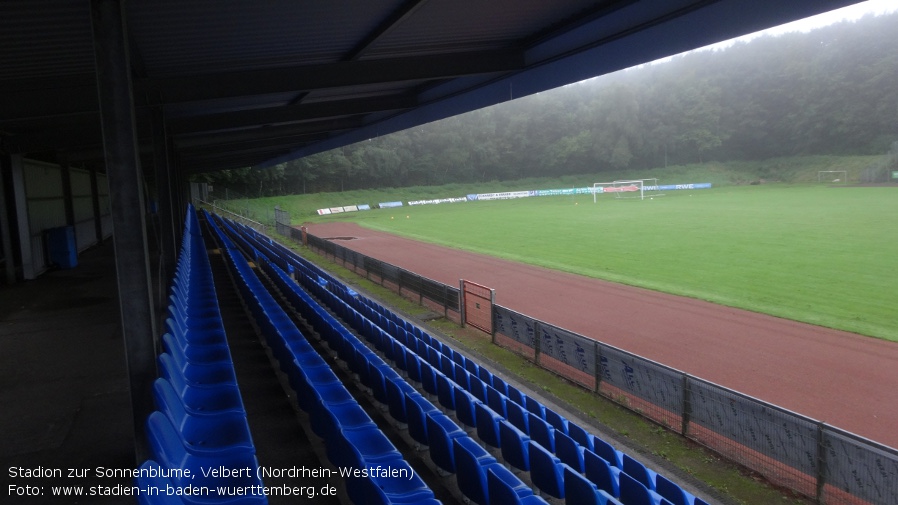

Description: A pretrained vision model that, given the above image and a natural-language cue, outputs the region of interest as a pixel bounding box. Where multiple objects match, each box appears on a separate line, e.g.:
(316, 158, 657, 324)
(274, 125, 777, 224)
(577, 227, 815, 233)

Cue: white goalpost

(592, 178, 664, 202)
(818, 170, 847, 184)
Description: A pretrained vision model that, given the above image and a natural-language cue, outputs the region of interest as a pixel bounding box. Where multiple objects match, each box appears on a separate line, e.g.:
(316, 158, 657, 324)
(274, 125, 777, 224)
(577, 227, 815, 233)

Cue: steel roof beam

(173, 117, 363, 149)
(139, 48, 523, 104)
(167, 94, 416, 135)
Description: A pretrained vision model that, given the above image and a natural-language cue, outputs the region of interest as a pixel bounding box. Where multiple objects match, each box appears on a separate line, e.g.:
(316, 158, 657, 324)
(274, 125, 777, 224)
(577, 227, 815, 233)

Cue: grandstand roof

(1, 0, 864, 173)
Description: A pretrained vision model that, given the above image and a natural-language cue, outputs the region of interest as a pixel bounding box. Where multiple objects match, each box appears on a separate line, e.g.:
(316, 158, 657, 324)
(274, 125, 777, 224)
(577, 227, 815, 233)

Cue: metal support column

(151, 107, 177, 289)
(91, 0, 156, 463)
(89, 168, 104, 244)
(9, 155, 34, 279)
(60, 161, 76, 227)
(0, 152, 19, 284)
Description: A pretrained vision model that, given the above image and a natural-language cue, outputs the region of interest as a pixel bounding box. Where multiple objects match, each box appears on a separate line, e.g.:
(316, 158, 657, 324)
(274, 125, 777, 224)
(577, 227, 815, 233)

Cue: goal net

(592, 178, 664, 202)
(817, 170, 847, 184)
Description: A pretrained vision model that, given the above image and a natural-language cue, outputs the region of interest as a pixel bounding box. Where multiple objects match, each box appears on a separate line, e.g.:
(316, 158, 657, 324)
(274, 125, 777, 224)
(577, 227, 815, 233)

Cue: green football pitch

(320, 184, 897, 342)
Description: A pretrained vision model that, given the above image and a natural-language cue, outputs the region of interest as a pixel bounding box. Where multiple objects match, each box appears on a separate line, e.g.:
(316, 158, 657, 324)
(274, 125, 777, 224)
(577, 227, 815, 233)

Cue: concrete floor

(0, 241, 135, 503)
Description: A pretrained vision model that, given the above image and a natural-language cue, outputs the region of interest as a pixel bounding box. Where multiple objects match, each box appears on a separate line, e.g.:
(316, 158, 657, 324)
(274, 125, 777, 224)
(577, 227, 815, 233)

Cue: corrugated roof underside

(363, 0, 606, 57)
(127, 0, 407, 76)
(0, 0, 95, 81)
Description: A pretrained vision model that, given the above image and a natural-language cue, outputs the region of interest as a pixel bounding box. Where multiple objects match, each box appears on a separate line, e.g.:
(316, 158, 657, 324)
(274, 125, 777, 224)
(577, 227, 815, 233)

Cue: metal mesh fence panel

(823, 427, 898, 505)
(493, 305, 537, 359)
(419, 276, 460, 311)
(364, 256, 385, 280)
(381, 262, 400, 287)
(599, 346, 683, 415)
(537, 322, 597, 389)
(687, 377, 820, 497)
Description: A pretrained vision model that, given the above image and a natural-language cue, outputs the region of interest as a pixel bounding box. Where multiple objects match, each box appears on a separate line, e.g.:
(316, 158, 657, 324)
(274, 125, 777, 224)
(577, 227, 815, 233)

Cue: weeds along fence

(273, 218, 897, 505)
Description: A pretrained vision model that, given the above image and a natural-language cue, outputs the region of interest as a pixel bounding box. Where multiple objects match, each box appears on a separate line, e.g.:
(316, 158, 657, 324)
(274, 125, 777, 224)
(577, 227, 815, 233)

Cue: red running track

(305, 222, 898, 449)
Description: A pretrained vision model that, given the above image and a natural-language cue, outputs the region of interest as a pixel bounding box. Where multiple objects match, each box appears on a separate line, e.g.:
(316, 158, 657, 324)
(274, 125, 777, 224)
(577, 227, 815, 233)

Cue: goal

(592, 178, 664, 202)
(817, 171, 847, 184)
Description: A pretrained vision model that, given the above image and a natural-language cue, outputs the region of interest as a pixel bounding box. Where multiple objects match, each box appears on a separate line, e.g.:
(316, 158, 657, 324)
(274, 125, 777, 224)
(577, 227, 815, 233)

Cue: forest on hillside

(199, 12, 898, 196)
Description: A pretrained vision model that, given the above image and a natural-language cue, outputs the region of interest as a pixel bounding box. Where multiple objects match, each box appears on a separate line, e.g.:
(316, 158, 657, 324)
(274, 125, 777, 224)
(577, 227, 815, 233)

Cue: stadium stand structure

(136, 205, 711, 505)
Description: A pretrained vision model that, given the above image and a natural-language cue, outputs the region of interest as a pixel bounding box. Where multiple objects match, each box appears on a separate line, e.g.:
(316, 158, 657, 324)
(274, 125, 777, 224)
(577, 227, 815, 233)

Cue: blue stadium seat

(528, 412, 556, 452)
(655, 474, 698, 505)
(419, 362, 439, 397)
(453, 436, 504, 505)
(568, 421, 595, 452)
(405, 351, 423, 384)
(145, 412, 265, 503)
(478, 367, 494, 388)
(545, 407, 570, 435)
(623, 453, 658, 491)
(440, 353, 456, 380)
(451, 348, 466, 368)
(366, 361, 392, 405)
(405, 392, 439, 446)
(436, 371, 456, 410)
(564, 464, 624, 505)
(486, 385, 507, 417)
(475, 402, 504, 448)
(156, 375, 244, 416)
(454, 362, 470, 391)
(327, 426, 403, 470)
(162, 332, 231, 364)
(426, 411, 466, 473)
(506, 384, 526, 407)
(525, 396, 546, 420)
(593, 435, 624, 468)
(468, 373, 488, 402)
(391, 339, 408, 372)
(307, 387, 363, 439)
(385, 377, 417, 424)
(491, 375, 509, 397)
(414, 338, 431, 363)
(619, 472, 665, 505)
(348, 460, 437, 505)
(584, 448, 622, 498)
(152, 377, 255, 456)
(506, 399, 529, 433)
(287, 361, 342, 412)
(427, 345, 442, 370)
(465, 358, 480, 377)
(159, 350, 237, 388)
(499, 419, 530, 471)
(556, 430, 585, 472)
(454, 387, 480, 428)
(528, 440, 566, 498)
(487, 465, 535, 505)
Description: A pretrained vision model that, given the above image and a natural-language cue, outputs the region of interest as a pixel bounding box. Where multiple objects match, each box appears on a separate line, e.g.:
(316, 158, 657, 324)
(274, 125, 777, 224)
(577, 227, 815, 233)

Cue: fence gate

(460, 279, 495, 334)
(274, 207, 290, 237)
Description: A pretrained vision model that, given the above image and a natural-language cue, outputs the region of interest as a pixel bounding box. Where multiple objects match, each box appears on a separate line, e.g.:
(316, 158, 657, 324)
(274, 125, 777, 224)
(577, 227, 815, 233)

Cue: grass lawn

(324, 184, 897, 342)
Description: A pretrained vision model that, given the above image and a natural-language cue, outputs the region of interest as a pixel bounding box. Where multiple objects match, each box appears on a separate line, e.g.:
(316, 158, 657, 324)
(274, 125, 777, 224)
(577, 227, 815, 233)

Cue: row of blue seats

(221, 215, 708, 505)
(138, 207, 266, 505)
(309, 252, 707, 505)
(226, 218, 645, 505)
(220, 219, 560, 505)
(255, 251, 554, 505)
(280, 256, 628, 505)
(206, 212, 441, 505)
